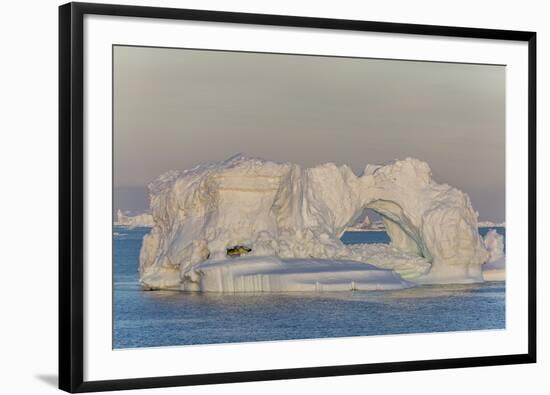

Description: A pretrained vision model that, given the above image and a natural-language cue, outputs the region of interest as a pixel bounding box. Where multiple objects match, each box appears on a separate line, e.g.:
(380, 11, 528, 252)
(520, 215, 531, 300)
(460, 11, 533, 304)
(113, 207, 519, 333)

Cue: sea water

(113, 227, 505, 349)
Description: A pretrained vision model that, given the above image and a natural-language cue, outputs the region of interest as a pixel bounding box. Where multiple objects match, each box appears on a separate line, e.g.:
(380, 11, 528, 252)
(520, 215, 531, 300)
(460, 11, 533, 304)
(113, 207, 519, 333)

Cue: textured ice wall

(139, 155, 491, 290)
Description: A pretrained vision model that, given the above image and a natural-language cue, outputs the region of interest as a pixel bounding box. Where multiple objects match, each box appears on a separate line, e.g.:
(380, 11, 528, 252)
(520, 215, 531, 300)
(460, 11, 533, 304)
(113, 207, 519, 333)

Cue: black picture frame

(59, 2, 537, 393)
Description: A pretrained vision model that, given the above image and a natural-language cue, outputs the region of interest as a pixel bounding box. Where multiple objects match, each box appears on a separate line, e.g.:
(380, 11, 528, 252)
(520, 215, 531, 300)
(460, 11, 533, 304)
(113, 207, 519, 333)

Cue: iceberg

(346, 219, 387, 232)
(345, 215, 371, 231)
(482, 229, 505, 281)
(115, 209, 154, 228)
(139, 154, 496, 291)
(478, 220, 506, 228)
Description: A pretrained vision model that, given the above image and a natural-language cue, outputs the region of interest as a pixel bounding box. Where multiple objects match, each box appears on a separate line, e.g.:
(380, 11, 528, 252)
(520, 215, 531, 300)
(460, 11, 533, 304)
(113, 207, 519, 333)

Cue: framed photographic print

(59, 2, 537, 393)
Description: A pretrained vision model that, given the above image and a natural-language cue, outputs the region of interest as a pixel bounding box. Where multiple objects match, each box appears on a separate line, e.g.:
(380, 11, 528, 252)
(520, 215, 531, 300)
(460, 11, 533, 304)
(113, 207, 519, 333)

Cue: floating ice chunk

(482, 229, 505, 281)
(483, 229, 505, 263)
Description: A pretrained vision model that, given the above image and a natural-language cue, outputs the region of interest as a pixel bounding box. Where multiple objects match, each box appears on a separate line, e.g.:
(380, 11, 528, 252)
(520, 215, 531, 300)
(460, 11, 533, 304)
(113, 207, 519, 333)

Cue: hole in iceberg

(340, 209, 390, 245)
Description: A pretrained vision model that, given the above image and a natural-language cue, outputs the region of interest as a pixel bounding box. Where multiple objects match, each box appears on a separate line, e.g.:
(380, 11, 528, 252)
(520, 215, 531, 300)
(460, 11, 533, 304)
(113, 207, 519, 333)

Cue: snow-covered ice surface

(139, 155, 502, 291)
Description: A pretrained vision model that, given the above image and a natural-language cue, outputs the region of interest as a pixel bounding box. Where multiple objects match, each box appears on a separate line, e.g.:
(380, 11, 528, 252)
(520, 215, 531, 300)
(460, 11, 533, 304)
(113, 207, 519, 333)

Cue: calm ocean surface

(113, 227, 505, 349)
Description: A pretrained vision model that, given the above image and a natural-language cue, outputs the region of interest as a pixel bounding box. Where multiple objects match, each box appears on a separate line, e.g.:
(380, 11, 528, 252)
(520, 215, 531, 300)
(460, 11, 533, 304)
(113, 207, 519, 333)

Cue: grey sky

(114, 46, 505, 221)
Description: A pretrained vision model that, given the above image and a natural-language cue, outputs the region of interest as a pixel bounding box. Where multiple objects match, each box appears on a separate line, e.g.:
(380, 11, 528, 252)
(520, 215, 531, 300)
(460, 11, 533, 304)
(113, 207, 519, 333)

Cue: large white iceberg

(139, 154, 499, 291)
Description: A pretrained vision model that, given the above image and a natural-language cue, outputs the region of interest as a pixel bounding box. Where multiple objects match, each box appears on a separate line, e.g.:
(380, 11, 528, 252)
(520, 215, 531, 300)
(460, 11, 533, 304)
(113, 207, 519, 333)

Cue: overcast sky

(114, 45, 505, 221)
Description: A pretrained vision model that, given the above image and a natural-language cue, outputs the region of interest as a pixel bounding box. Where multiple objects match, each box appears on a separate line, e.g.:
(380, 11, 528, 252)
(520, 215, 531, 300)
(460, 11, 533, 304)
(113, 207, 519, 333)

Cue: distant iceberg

(139, 155, 503, 292)
(115, 209, 154, 228)
(478, 220, 505, 228)
(345, 216, 371, 231)
(482, 229, 505, 281)
(346, 219, 386, 232)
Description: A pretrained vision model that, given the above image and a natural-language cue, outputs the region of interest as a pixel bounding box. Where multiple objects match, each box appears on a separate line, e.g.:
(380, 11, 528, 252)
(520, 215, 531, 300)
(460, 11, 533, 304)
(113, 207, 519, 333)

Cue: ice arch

(139, 155, 490, 290)
(361, 200, 427, 258)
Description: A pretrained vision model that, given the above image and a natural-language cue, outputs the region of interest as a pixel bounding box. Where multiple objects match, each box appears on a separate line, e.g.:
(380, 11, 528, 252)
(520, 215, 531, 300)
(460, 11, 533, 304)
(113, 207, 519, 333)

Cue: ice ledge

(142, 256, 414, 292)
